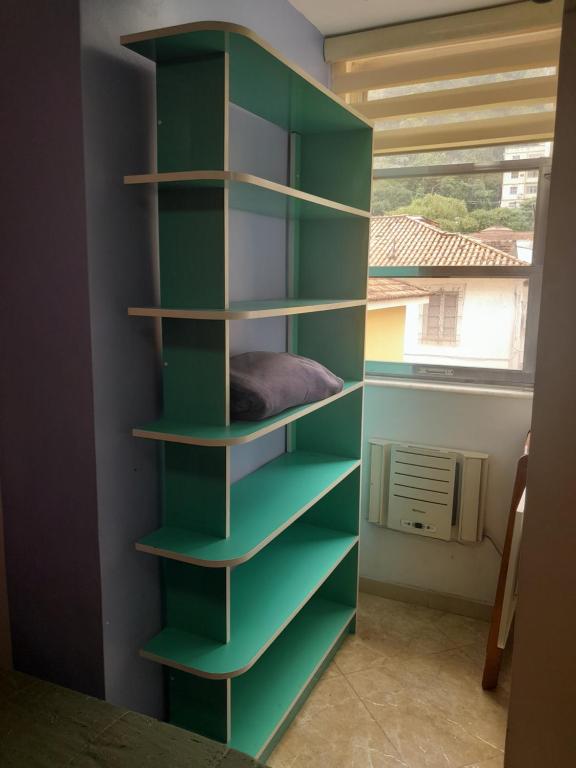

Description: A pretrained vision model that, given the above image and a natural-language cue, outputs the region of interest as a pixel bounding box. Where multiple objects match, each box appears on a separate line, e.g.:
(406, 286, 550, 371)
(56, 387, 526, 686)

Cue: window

(420, 288, 462, 345)
(510, 172, 520, 179)
(509, 185, 518, 195)
(366, 145, 550, 386)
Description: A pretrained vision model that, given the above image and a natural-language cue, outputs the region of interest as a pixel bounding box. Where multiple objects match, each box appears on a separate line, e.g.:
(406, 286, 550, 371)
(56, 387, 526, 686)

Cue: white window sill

(365, 376, 533, 399)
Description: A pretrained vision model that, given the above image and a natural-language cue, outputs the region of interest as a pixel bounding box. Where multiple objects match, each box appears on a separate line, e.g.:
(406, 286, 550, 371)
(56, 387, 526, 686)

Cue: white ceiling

(288, 0, 523, 36)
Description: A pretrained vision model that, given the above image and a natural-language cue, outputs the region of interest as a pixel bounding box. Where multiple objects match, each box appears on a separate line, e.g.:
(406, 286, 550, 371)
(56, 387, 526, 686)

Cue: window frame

(366, 155, 551, 388)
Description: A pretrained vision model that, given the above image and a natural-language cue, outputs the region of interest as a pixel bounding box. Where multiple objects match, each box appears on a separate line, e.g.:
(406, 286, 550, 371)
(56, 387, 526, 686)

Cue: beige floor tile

(270, 595, 509, 768)
(462, 756, 504, 768)
(348, 646, 509, 755)
(363, 689, 502, 768)
(334, 634, 395, 675)
(322, 658, 342, 678)
(432, 613, 489, 648)
(267, 676, 407, 768)
(354, 597, 463, 662)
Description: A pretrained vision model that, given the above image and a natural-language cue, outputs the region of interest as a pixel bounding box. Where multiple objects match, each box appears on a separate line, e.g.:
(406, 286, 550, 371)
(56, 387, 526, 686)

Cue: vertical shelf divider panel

(123, 21, 372, 760)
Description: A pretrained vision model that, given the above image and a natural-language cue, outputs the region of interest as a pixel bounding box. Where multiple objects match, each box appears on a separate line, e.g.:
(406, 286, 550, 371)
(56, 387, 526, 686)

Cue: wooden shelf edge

(123, 170, 371, 218)
(120, 20, 371, 129)
(128, 299, 367, 320)
(139, 538, 358, 679)
(132, 381, 364, 446)
(134, 458, 361, 567)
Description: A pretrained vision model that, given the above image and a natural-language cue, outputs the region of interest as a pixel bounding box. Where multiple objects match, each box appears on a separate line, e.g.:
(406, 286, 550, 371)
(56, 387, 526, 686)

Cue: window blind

(326, 0, 562, 155)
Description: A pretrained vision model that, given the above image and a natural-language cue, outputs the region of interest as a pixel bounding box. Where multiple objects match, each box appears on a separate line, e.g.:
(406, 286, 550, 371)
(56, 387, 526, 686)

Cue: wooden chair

(482, 435, 530, 690)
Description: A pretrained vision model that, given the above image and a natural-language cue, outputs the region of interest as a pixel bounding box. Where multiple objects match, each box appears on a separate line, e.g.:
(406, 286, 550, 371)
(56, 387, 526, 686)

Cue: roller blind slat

(374, 112, 555, 155)
(358, 76, 557, 121)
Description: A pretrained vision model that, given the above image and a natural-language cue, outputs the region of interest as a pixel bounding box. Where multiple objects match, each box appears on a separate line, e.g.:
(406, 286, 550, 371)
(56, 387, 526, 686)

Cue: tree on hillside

(472, 202, 534, 231)
(389, 193, 479, 232)
(372, 174, 501, 217)
(374, 190, 535, 233)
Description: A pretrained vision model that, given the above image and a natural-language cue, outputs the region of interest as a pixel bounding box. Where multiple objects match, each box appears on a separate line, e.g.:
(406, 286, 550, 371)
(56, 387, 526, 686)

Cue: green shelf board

(128, 298, 366, 320)
(137, 451, 360, 566)
(133, 380, 363, 446)
(141, 524, 357, 678)
(124, 171, 370, 220)
(231, 597, 354, 758)
(121, 21, 369, 134)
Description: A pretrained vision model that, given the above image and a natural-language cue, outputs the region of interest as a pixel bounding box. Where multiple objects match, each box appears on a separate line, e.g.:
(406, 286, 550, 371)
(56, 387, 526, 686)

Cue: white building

(500, 141, 552, 209)
(367, 215, 528, 370)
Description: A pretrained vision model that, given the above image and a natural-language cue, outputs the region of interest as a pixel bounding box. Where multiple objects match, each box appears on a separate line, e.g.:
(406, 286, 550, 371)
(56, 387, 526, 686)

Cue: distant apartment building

(500, 141, 552, 209)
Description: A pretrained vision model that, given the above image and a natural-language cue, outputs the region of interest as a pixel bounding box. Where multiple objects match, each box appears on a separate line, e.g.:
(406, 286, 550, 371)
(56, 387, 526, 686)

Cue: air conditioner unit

(368, 440, 488, 542)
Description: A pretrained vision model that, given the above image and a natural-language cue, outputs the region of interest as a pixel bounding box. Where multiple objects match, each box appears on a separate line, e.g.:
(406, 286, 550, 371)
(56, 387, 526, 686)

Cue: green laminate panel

(124, 29, 227, 62)
(228, 34, 365, 134)
(293, 387, 363, 460)
(230, 597, 355, 757)
(122, 27, 367, 134)
(164, 560, 228, 644)
(304, 467, 361, 537)
(132, 174, 369, 220)
(157, 55, 226, 172)
(129, 298, 366, 319)
(296, 306, 367, 381)
(168, 671, 230, 744)
(159, 187, 226, 308)
(141, 525, 357, 677)
(316, 547, 359, 609)
(162, 319, 227, 425)
(298, 217, 370, 300)
(299, 129, 373, 210)
(133, 380, 363, 446)
(164, 444, 228, 538)
(138, 451, 360, 566)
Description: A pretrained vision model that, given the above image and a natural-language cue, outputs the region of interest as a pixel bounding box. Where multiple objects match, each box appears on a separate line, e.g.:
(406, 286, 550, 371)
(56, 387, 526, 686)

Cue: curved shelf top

(133, 380, 363, 447)
(124, 170, 371, 219)
(121, 20, 371, 132)
(136, 451, 360, 567)
(128, 298, 366, 320)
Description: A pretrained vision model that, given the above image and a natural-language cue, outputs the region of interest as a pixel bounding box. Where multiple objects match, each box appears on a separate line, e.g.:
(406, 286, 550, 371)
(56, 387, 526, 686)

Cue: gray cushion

(230, 351, 344, 421)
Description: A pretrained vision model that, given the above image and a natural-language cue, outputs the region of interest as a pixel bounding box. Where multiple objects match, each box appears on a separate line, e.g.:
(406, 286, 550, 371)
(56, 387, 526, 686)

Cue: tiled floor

(268, 592, 510, 768)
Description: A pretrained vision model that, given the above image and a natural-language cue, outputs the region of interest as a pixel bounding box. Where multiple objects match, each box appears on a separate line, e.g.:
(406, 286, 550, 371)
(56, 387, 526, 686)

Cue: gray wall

(79, 0, 327, 715)
(506, 4, 576, 765)
(0, 0, 104, 696)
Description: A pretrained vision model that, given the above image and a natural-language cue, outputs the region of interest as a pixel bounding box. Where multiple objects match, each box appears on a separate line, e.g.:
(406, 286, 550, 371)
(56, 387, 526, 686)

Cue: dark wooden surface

(482, 449, 529, 690)
(0, 669, 265, 768)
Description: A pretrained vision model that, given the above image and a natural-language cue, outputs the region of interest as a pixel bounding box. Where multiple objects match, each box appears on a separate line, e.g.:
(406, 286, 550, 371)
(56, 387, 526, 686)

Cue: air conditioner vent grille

(368, 440, 488, 543)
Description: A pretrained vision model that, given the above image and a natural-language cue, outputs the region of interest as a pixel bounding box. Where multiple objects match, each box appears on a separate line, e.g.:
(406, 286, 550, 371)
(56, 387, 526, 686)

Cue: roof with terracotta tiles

(370, 215, 525, 267)
(467, 226, 534, 256)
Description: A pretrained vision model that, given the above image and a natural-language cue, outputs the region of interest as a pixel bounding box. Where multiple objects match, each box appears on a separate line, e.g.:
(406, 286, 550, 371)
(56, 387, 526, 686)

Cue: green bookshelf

(123, 20, 372, 761)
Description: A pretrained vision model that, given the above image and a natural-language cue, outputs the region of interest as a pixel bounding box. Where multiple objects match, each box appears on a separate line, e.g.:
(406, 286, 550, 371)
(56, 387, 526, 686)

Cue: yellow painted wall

(365, 307, 406, 361)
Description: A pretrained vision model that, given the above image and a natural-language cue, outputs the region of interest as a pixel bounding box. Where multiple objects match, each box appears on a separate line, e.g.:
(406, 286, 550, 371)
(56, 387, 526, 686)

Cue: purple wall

(0, 1, 104, 695)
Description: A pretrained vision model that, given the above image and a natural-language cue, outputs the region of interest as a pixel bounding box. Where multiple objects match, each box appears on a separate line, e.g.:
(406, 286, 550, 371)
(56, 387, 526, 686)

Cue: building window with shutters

(420, 287, 463, 345)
